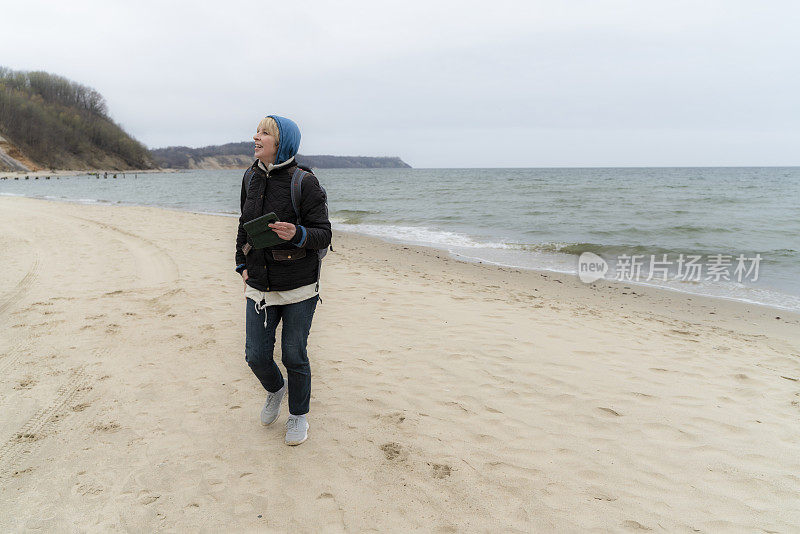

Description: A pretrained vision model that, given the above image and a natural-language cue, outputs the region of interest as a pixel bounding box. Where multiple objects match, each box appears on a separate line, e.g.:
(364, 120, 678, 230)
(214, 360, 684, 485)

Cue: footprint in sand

(428, 463, 452, 479)
(72, 402, 91, 412)
(669, 329, 697, 336)
(14, 377, 36, 390)
(378, 411, 406, 425)
(92, 421, 120, 433)
(315, 492, 347, 532)
(76, 483, 104, 497)
(12, 467, 34, 477)
(105, 324, 120, 334)
(442, 401, 471, 414)
(137, 490, 160, 505)
(621, 519, 652, 531)
(380, 442, 409, 461)
(14, 432, 41, 443)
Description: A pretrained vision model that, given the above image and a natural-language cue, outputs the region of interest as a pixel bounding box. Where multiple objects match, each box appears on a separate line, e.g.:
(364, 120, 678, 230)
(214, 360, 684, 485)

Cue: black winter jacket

(235, 159, 331, 291)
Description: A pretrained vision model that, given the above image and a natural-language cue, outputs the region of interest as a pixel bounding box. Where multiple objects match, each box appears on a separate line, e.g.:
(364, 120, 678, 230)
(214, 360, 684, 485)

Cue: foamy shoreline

(2, 196, 800, 531)
(2, 190, 797, 313)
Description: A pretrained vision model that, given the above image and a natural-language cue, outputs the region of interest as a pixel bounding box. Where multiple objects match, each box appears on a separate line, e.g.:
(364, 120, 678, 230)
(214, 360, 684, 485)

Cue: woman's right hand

(242, 269, 249, 291)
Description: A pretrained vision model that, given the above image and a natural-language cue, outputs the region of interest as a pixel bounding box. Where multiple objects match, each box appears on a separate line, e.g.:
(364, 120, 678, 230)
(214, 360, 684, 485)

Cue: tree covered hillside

(0, 67, 154, 170)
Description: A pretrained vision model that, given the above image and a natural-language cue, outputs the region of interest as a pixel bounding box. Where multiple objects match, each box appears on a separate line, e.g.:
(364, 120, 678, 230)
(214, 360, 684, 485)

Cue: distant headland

(150, 142, 411, 170)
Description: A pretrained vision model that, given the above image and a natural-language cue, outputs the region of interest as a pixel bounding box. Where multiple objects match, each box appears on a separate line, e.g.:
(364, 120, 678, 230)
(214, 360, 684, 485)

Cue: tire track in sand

(0, 337, 31, 377)
(65, 214, 180, 288)
(0, 367, 91, 477)
(0, 255, 40, 317)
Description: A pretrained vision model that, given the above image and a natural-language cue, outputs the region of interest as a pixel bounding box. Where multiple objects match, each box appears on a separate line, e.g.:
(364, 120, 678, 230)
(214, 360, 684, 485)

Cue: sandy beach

(1, 195, 799, 532)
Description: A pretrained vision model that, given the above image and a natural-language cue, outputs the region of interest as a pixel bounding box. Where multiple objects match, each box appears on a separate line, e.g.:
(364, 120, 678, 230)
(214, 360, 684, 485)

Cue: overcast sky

(2, 0, 798, 167)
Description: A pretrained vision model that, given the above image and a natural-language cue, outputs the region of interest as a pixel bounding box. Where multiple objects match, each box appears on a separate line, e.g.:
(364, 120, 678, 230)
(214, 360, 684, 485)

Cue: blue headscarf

(268, 115, 301, 165)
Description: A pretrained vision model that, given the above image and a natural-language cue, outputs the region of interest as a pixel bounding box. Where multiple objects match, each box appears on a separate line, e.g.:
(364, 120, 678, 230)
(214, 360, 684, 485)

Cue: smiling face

(253, 130, 278, 165)
(253, 117, 280, 165)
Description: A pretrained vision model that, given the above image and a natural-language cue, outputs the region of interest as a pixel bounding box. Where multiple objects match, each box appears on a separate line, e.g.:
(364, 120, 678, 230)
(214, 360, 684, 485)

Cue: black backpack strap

(244, 167, 255, 196)
(290, 167, 309, 224)
(290, 166, 328, 293)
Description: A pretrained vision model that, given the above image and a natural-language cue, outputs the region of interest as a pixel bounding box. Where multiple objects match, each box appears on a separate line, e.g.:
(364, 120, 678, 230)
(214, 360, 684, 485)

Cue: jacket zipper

(261, 175, 270, 291)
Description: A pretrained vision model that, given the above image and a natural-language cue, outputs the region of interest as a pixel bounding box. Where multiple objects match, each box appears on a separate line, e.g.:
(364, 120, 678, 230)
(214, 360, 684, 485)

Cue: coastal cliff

(0, 67, 155, 171)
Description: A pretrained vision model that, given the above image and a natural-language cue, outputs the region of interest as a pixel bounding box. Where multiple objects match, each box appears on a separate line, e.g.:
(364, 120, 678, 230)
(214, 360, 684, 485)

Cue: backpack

(245, 164, 333, 292)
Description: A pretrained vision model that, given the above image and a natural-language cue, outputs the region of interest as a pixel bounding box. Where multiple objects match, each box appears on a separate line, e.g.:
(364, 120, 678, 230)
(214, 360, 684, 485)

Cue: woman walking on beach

(234, 115, 331, 446)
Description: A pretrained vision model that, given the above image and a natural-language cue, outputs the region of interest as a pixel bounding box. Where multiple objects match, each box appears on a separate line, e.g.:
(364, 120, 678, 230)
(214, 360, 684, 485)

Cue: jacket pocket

(271, 248, 306, 261)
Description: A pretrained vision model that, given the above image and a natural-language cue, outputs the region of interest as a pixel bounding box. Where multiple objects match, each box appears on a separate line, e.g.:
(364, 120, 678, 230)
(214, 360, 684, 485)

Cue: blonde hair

(257, 116, 280, 146)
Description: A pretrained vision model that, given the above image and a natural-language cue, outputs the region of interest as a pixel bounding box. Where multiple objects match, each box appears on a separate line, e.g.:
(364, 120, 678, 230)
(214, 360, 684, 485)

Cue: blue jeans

(244, 295, 318, 415)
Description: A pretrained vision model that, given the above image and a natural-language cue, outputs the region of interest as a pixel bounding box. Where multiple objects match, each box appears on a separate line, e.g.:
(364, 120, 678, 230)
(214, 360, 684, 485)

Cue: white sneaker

(260, 379, 286, 426)
(285, 414, 309, 446)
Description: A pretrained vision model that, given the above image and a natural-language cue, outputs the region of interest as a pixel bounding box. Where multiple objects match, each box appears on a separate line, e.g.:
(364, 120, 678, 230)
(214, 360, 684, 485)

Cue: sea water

(2, 166, 798, 311)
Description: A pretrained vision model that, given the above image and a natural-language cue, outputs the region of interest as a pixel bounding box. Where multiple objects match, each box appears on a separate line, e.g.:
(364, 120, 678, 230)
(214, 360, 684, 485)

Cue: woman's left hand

(269, 222, 296, 241)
